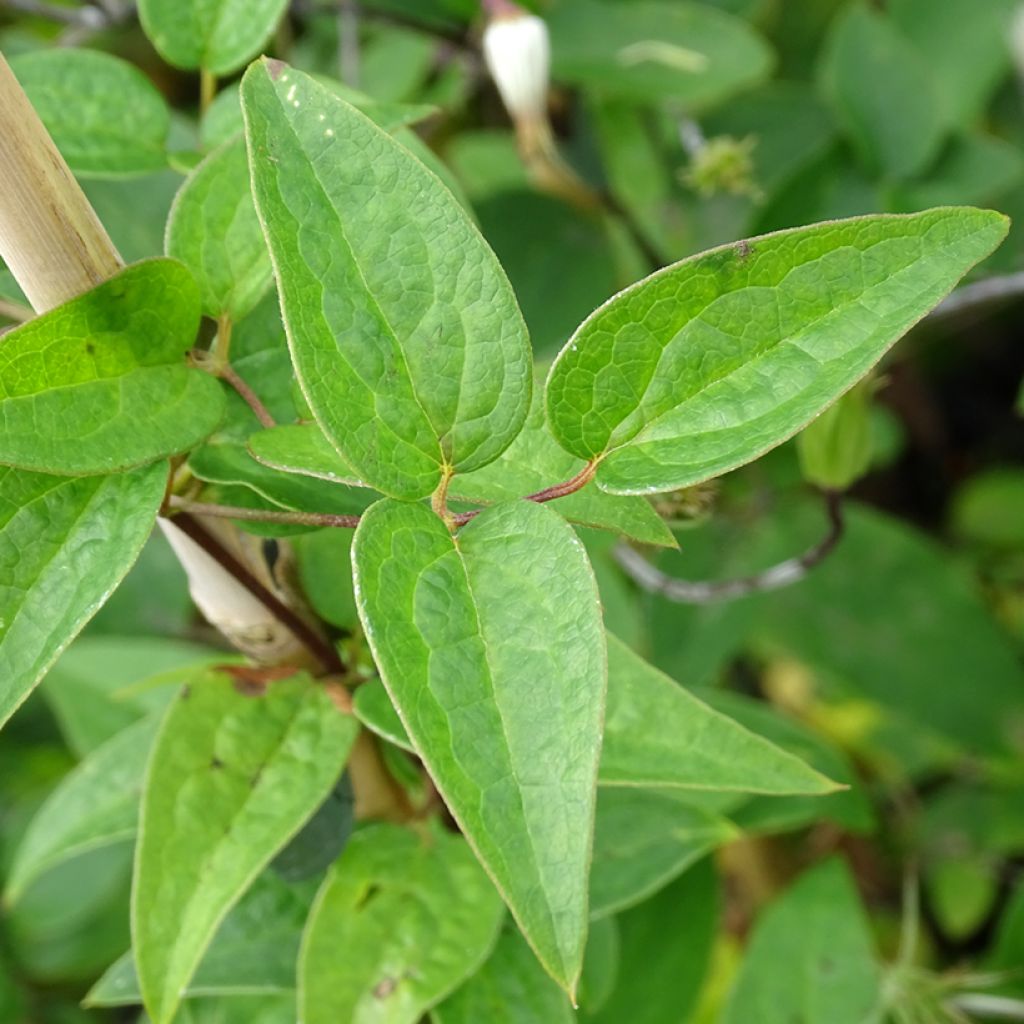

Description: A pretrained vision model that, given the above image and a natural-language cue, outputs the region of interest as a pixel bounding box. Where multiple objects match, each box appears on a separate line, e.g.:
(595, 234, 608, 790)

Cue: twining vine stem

(614, 489, 845, 604)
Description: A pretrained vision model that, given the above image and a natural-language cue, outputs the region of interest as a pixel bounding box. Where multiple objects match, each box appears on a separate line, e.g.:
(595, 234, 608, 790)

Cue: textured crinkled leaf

(0, 462, 166, 732)
(547, 0, 773, 108)
(722, 858, 881, 1023)
(133, 672, 359, 1024)
(602, 634, 836, 794)
(11, 49, 170, 177)
(353, 499, 606, 993)
(432, 926, 574, 1024)
(88, 872, 317, 1006)
(299, 824, 504, 1024)
(590, 790, 734, 917)
(0, 260, 224, 475)
(139, 0, 289, 75)
(356, 644, 838, 798)
(166, 137, 272, 322)
(821, 4, 946, 180)
(546, 208, 1007, 494)
(242, 62, 531, 499)
(5, 715, 160, 903)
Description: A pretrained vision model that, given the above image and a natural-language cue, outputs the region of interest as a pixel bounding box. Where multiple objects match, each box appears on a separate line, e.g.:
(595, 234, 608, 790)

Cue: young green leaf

(821, 3, 947, 180)
(11, 49, 170, 177)
(0, 260, 224, 475)
(138, 0, 289, 76)
(546, 208, 1007, 494)
(352, 499, 606, 994)
(242, 62, 531, 500)
(432, 925, 575, 1024)
(590, 790, 734, 917)
(602, 634, 838, 794)
(133, 671, 359, 1024)
(722, 858, 882, 1023)
(0, 461, 167, 732)
(166, 137, 273, 322)
(299, 824, 504, 1024)
(5, 715, 160, 904)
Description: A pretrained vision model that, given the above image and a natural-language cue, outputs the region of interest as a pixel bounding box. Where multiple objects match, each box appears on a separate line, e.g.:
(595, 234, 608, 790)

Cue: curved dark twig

(614, 490, 844, 605)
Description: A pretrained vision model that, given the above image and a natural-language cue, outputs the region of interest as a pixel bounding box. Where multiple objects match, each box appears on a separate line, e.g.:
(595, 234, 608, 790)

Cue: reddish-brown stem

(451, 461, 598, 526)
(170, 511, 345, 674)
(219, 362, 277, 428)
(168, 495, 361, 530)
(169, 462, 599, 533)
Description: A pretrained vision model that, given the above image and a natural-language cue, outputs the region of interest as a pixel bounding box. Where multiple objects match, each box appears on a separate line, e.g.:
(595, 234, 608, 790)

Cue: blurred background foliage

(2, 0, 1024, 1021)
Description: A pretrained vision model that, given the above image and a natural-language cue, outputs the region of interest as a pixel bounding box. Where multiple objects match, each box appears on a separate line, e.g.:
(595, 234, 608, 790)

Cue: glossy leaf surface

(0, 462, 167, 731)
(133, 672, 359, 1024)
(546, 208, 1007, 494)
(0, 260, 224, 475)
(299, 825, 504, 1024)
(242, 62, 531, 499)
(353, 499, 605, 993)
(166, 137, 273, 322)
(138, 0, 289, 75)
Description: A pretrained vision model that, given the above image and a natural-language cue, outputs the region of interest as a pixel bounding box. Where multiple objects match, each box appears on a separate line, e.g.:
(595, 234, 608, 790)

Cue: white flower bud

(483, 6, 551, 123)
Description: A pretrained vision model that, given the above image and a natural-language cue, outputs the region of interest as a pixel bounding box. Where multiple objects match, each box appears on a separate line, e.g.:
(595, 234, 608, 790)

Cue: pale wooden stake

(0, 54, 122, 312)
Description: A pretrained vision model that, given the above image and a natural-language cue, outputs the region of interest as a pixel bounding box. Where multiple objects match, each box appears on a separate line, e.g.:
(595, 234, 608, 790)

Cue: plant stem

(338, 0, 361, 87)
(615, 490, 844, 604)
(452, 461, 599, 526)
(0, 298, 32, 323)
(218, 364, 277, 428)
(171, 512, 345, 674)
(168, 495, 362, 530)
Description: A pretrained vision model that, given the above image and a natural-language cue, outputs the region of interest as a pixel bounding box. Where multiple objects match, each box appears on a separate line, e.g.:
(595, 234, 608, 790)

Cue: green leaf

(11, 49, 170, 177)
(88, 871, 318, 1006)
(0, 260, 224, 476)
(353, 679, 412, 753)
(722, 858, 882, 1023)
(589, 859, 719, 1024)
(133, 671, 359, 1024)
(167, 137, 273, 322)
(352, 499, 606, 994)
(578, 917, 619, 1014)
(5, 715, 160, 904)
(242, 61, 531, 500)
(750, 502, 1024, 756)
(0, 462, 166, 732)
(590, 791, 734, 918)
(138, 0, 289, 76)
(602, 635, 837, 794)
(820, 3, 946, 180)
(547, 0, 773, 108)
(545, 208, 1007, 494)
(248, 424, 366, 485)
(189, 442, 373, 518)
(40, 637, 213, 757)
(299, 824, 504, 1024)
(201, 79, 437, 152)
(890, 0, 1018, 126)
(432, 925, 575, 1024)
(452, 387, 676, 548)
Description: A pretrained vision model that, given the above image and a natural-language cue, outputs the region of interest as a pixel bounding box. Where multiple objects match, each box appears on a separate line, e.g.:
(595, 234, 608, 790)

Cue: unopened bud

(797, 380, 874, 492)
(483, 3, 551, 124)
